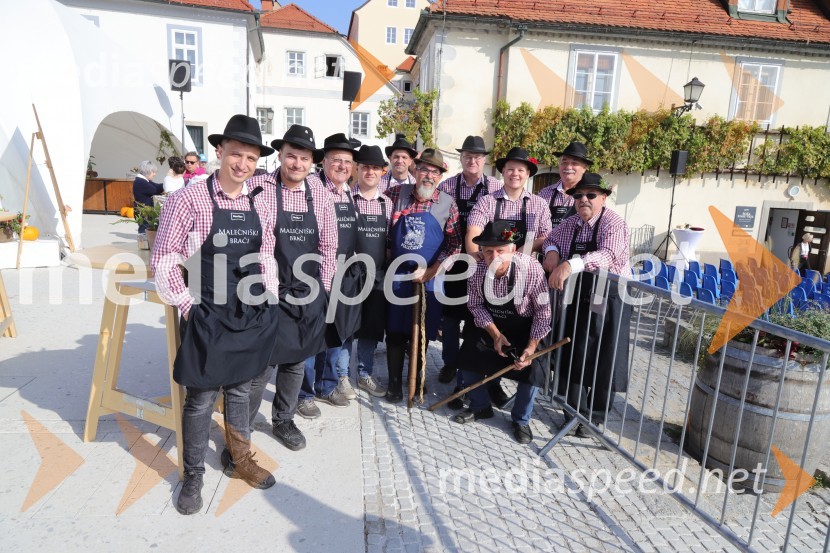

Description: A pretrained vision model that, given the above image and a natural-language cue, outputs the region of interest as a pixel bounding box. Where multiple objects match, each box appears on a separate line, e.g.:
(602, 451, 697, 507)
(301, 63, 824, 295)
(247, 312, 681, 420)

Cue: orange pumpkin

(123, 207, 135, 219)
(120, 206, 129, 217)
(21, 226, 39, 241)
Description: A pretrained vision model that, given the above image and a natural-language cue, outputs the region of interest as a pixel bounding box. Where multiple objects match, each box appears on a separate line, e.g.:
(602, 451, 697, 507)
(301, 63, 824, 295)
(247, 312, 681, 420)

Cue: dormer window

(738, 0, 776, 14)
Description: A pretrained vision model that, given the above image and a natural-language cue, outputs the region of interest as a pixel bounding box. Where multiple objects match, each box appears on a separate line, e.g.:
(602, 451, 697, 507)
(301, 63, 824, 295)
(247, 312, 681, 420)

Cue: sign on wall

(734, 206, 757, 230)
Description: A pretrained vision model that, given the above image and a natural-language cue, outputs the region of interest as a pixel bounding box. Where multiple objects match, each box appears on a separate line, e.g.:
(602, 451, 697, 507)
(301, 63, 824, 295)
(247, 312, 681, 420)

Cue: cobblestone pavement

(357, 305, 830, 553)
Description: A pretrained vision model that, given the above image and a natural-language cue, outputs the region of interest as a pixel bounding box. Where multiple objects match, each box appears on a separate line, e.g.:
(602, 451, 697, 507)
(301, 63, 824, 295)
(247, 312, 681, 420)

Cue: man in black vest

(538, 141, 591, 234)
(380, 135, 417, 193)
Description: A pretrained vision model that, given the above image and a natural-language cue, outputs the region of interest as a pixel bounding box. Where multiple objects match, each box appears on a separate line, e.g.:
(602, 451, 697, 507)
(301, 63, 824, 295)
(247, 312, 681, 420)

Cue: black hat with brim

(355, 145, 388, 167)
(495, 146, 538, 177)
(314, 133, 360, 163)
(553, 141, 593, 166)
(565, 172, 611, 195)
(208, 114, 275, 157)
(385, 136, 418, 159)
(455, 135, 490, 154)
(270, 124, 317, 154)
(472, 220, 522, 247)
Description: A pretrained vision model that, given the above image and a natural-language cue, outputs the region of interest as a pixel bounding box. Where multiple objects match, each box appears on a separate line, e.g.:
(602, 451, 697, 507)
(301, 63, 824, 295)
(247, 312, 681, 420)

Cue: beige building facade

(348, 0, 431, 74)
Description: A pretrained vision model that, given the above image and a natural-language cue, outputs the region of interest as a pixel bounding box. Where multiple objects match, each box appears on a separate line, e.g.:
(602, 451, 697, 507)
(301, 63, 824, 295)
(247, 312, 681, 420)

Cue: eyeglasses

(185, 160, 198, 165)
(461, 154, 485, 162)
(327, 158, 353, 166)
(572, 193, 599, 200)
(417, 166, 442, 177)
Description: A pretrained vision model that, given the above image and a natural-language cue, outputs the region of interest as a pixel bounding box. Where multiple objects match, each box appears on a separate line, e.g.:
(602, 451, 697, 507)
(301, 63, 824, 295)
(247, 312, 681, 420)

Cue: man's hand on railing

(548, 260, 572, 290)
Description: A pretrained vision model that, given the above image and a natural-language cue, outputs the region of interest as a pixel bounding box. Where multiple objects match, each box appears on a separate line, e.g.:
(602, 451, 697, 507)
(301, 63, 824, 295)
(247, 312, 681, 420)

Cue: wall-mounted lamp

(672, 77, 705, 117)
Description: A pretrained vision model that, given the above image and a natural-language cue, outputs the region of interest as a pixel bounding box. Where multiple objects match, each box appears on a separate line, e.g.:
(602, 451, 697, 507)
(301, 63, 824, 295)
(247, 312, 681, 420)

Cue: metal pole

(180, 91, 185, 152)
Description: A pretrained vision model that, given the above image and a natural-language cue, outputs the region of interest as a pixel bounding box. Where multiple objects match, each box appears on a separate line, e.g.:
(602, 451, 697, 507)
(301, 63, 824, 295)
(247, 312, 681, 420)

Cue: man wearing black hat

(380, 135, 417, 193)
(538, 141, 591, 236)
(436, 135, 503, 398)
(348, 144, 393, 398)
(451, 220, 551, 444)
(297, 133, 363, 418)
(246, 124, 338, 452)
(152, 114, 278, 514)
(384, 148, 462, 403)
(466, 146, 552, 406)
(543, 173, 631, 438)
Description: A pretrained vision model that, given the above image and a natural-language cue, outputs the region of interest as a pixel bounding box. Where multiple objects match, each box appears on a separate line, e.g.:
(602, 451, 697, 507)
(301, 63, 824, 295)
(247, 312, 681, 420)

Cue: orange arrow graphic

(213, 414, 279, 517)
(115, 414, 177, 515)
(20, 410, 84, 512)
(771, 445, 815, 516)
(707, 207, 800, 354)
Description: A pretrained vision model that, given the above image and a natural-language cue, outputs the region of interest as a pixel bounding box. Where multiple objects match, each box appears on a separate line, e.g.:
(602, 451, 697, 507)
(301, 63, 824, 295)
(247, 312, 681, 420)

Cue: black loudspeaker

(342, 71, 362, 102)
(670, 150, 688, 175)
(169, 59, 192, 92)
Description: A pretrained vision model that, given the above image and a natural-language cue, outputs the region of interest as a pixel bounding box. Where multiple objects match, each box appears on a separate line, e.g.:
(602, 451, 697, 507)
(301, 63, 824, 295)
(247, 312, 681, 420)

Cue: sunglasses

(572, 193, 599, 200)
(185, 160, 198, 165)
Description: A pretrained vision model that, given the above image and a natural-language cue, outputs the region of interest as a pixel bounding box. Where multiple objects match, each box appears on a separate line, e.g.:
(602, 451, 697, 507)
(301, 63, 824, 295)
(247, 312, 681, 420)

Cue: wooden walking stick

(407, 281, 422, 409)
(428, 337, 571, 411)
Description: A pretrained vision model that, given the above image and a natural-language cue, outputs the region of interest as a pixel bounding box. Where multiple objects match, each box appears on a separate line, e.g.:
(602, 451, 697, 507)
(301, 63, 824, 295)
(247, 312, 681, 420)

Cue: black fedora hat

(565, 172, 611, 196)
(355, 145, 388, 167)
(472, 220, 522, 247)
(495, 147, 538, 177)
(553, 141, 593, 166)
(417, 148, 447, 173)
(270, 124, 317, 153)
(314, 133, 360, 163)
(208, 114, 275, 157)
(384, 136, 418, 159)
(455, 135, 490, 154)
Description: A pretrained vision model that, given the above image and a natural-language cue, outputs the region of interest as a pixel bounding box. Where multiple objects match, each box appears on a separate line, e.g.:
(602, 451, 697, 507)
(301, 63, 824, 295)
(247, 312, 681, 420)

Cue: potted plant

(86, 155, 98, 178)
(114, 203, 162, 250)
(0, 211, 30, 242)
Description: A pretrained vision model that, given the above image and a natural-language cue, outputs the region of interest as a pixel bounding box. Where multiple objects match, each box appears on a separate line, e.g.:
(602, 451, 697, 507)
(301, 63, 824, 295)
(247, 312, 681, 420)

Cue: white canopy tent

(0, 0, 190, 250)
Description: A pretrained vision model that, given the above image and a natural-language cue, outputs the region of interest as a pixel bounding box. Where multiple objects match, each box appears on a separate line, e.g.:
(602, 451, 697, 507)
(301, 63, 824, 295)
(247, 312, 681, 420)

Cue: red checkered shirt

(468, 252, 551, 341)
(537, 181, 575, 209)
(379, 171, 416, 194)
(150, 176, 278, 317)
(248, 169, 339, 291)
(385, 184, 462, 264)
(438, 173, 503, 201)
(467, 188, 553, 244)
(352, 187, 393, 226)
(319, 171, 353, 205)
(543, 207, 630, 276)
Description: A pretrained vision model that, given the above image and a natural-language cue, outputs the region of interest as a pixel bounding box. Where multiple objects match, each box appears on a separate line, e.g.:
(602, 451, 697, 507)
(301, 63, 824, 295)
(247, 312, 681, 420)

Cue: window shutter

(314, 55, 326, 78)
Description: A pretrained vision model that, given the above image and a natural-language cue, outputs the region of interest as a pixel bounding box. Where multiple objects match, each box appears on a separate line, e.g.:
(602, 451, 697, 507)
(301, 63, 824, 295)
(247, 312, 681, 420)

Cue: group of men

(151, 114, 632, 515)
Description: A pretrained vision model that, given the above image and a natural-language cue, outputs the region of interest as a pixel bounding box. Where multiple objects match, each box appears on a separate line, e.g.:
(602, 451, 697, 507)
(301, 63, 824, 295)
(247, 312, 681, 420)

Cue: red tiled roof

(428, 0, 830, 44)
(261, 3, 338, 34)
(161, 0, 254, 11)
(397, 56, 416, 72)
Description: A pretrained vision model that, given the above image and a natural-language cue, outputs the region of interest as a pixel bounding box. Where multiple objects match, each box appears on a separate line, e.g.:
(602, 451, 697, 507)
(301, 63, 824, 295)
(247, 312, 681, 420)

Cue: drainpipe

(496, 24, 527, 102)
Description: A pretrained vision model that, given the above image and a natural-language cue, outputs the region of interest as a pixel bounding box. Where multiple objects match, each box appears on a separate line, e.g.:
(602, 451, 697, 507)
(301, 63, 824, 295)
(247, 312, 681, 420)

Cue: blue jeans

(299, 347, 342, 400)
(182, 379, 251, 474)
(461, 370, 538, 426)
(356, 338, 377, 378)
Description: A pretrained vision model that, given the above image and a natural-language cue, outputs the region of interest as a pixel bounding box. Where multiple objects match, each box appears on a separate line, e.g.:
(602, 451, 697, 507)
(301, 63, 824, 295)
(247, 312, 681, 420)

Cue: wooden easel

(17, 104, 76, 269)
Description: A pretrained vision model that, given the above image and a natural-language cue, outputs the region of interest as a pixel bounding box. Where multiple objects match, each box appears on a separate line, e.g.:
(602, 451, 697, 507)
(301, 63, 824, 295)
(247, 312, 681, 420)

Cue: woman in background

(163, 156, 186, 193)
(132, 160, 163, 234)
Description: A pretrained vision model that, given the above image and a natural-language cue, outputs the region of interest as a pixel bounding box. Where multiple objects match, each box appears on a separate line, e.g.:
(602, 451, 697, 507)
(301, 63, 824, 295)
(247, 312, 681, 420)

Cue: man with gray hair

(132, 160, 163, 233)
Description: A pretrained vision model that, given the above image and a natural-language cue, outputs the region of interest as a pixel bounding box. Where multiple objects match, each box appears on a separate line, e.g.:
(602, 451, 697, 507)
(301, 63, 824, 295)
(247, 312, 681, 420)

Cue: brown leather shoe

(224, 423, 276, 489)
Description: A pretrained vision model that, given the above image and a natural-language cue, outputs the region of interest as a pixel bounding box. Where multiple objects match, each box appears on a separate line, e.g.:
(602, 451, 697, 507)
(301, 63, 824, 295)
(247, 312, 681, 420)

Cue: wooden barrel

(686, 340, 830, 492)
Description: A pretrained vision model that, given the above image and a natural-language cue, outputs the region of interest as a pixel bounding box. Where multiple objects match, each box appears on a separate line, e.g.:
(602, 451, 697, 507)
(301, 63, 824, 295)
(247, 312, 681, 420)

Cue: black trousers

(248, 361, 305, 424)
(385, 332, 426, 395)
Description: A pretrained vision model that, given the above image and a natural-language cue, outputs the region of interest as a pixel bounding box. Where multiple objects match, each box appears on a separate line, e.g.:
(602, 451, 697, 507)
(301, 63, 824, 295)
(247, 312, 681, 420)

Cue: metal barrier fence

(540, 269, 830, 552)
(629, 225, 655, 258)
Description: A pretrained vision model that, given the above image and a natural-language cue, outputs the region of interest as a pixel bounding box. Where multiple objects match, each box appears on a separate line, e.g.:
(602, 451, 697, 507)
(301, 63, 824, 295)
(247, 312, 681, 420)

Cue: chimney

(261, 0, 275, 11)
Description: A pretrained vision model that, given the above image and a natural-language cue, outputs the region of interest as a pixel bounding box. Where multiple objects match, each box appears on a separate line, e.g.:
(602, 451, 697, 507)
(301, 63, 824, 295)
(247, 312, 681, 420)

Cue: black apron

(549, 186, 576, 229)
(269, 179, 328, 365)
(457, 262, 546, 387)
(495, 195, 530, 249)
(443, 175, 485, 319)
(173, 176, 278, 388)
(354, 194, 388, 342)
(556, 207, 630, 405)
(326, 185, 363, 346)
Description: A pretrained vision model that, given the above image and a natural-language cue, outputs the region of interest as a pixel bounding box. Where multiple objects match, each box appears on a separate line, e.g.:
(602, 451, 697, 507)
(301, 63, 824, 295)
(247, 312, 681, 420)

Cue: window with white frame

(571, 50, 617, 112)
(325, 55, 344, 78)
(351, 113, 370, 138)
(386, 27, 397, 44)
(285, 107, 304, 130)
(405, 0, 416, 7)
(186, 125, 205, 155)
(287, 51, 305, 76)
(168, 25, 202, 84)
(256, 108, 274, 134)
(404, 28, 414, 45)
(388, 0, 398, 6)
(738, 0, 776, 13)
(731, 61, 782, 125)
(401, 80, 413, 93)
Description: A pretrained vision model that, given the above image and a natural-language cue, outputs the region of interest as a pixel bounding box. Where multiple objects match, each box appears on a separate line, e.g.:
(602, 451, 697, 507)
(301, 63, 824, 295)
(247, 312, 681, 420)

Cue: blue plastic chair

(666, 265, 678, 284)
(642, 259, 655, 275)
(719, 259, 734, 275)
(721, 268, 737, 284)
(657, 263, 669, 282)
(637, 269, 653, 286)
(703, 263, 720, 284)
(772, 297, 795, 317)
(702, 274, 720, 300)
(805, 269, 822, 286)
(683, 270, 699, 291)
(721, 280, 736, 302)
(679, 282, 693, 298)
(814, 293, 830, 310)
(688, 261, 701, 280)
(697, 288, 715, 304)
(790, 287, 808, 310)
(654, 276, 670, 290)
(799, 280, 816, 300)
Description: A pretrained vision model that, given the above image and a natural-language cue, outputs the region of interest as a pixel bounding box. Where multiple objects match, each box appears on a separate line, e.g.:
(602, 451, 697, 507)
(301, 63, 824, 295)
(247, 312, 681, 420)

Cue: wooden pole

(407, 282, 421, 409)
(428, 337, 571, 412)
(32, 104, 75, 252)
(16, 133, 37, 270)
